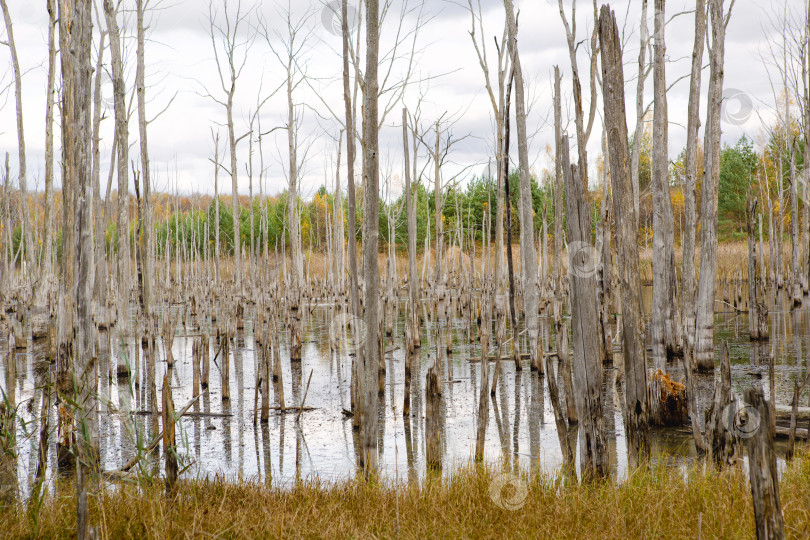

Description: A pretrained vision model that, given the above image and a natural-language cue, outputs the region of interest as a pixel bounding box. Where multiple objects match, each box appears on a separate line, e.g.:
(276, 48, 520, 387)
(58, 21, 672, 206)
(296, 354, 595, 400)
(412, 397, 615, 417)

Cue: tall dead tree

(34, 0, 59, 307)
(694, 0, 733, 371)
(465, 0, 508, 287)
(503, 0, 540, 371)
(599, 5, 651, 466)
(362, 0, 381, 472)
(207, 0, 254, 293)
(0, 1, 34, 273)
(630, 0, 651, 218)
(562, 136, 608, 480)
(103, 0, 130, 334)
(650, 0, 679, 370)
(90, 20, 108, 313)
(342, 0, 363, 427)
(136, 0, 152, 318)
(262, 6, 311, 361)
(403, 107, 419, 350)
(682, 0, 706, 353)
(60, 0, 97, 536)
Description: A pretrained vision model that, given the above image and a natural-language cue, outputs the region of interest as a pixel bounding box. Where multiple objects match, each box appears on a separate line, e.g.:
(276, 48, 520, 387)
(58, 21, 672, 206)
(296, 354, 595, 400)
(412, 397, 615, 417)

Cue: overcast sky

(0, 0, 799, 201)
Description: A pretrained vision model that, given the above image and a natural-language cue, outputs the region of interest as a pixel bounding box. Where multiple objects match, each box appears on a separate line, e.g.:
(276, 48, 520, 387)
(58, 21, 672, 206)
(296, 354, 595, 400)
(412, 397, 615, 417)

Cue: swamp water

(1, 290, 808, 495)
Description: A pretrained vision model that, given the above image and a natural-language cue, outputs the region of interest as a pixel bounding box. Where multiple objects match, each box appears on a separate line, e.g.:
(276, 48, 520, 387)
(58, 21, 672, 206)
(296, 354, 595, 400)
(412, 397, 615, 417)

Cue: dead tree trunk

(562, 140, 608, 480)
(342, 0, 363, 428)
(61, 0, 98, 536)
(90, 29, 107, 313)
(694, 0, 732, 371)
(743, 386, 786, 540)
(651, 0, 680, 369)
(403, 108, 420, 350)
(630, 0, 650, 219)
(599, 5, 651, 466)
(504, 0, 540, 372)
(682, 0, 706, 354)
(104, 0, 130, 335)
(136, 0, 152, 320)
(362, 0, 381, 472)
(162, 374, 177, 493)
(0, 1, 33, 273)
(34, 0, 59, 307)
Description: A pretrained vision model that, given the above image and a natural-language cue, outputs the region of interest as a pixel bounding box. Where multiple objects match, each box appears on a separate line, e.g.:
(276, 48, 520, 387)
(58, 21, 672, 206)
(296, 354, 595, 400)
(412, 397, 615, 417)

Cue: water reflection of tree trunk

(512, 370, 521, 463)
(403, 413, 416, 486)
(261, 423, 272, 487)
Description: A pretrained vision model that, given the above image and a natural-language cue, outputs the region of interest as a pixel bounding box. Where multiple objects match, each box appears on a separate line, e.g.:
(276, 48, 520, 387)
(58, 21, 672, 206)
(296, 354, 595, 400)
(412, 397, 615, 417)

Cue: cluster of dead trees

(2, 0, 810, 537)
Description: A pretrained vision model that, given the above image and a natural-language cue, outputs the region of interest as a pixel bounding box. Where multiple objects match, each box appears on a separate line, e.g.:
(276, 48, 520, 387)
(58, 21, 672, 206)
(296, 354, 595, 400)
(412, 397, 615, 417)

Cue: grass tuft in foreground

(4, 454, 810, 538)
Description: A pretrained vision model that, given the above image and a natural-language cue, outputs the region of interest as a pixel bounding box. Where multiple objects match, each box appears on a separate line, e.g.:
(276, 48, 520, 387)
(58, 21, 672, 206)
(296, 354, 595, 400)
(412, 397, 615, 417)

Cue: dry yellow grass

(5, 454, 810, 539)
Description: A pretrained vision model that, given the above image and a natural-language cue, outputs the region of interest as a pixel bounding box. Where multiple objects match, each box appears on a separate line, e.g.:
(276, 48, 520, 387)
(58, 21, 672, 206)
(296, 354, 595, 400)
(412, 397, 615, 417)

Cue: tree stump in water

(743, 386, 785, 540)
(650, 369, 689, 426)
(425, 356, 441, 472)
(162, 374, 177, 493)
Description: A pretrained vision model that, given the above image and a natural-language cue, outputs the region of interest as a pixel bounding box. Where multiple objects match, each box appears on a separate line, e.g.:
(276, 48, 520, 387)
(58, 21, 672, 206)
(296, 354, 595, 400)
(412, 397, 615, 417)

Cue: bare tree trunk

(362, 0, 381, 472)
(503, 0, 540, 372)
(683, 0, 706, 353)
(790, 144, 800, 305)
(61, 0, 98, 536)
(651, 0, 679, 372)
(599, 5, 651, 466)
(137, 0, 152, 322)
(104, 0, 130, 335)
(562, 138, 608, 480)
(287, 73, 303, 290)
(91, 28, 108, 310)
(744, 386, 786, 540)
(342, 0, 363, 428)
(403, 108, 419, 349)
(630, 0, 649, 219)
(212, 131, 221, 286)
(695, 0, 732, 371)
(433, 122, 443, 284)
(553, 67, 564, 299)
(0, 0, 33, 273)
(34, 0, 58, 308)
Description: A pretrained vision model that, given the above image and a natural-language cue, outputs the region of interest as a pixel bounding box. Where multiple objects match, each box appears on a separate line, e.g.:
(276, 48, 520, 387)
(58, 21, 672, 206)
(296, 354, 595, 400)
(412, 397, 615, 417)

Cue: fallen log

(118, 393, 204, 473)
